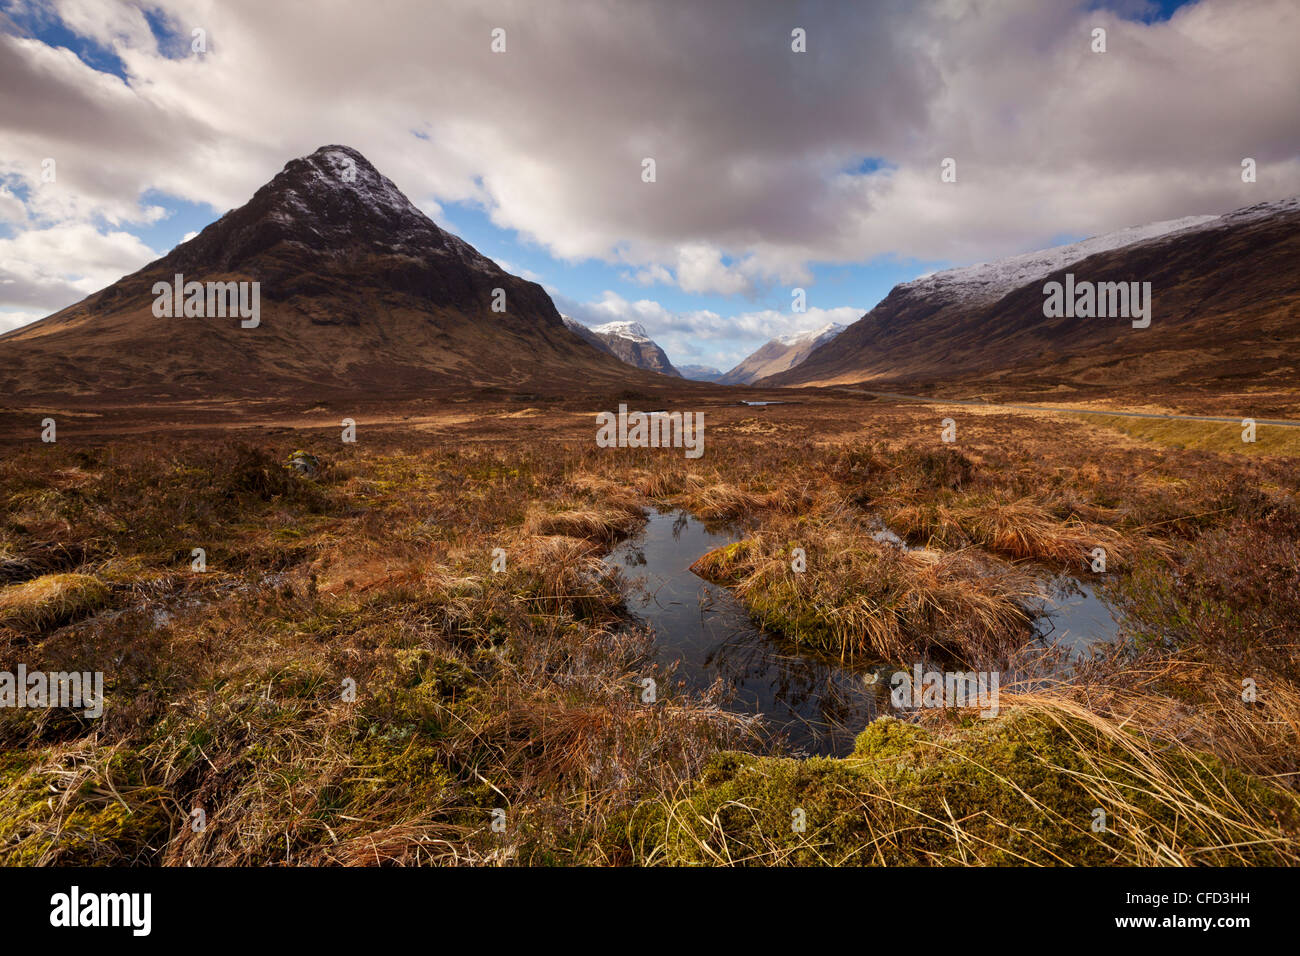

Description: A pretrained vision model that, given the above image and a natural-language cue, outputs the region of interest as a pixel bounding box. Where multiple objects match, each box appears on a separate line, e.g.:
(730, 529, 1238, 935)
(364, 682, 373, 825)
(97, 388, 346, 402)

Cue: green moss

(335, 735, 453, 804)
(743, 582, 842, 647)
(0, 750, 170, 865)
(366, 650, 479, 723)
(628, 712, 1298, 866)
(852, 715, 934, 760)
(692, 539, 840, 647)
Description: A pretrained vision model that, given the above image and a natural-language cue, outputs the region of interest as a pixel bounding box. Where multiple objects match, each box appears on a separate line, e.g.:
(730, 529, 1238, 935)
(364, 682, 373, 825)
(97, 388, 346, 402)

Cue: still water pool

(603, 509, 1124, 755)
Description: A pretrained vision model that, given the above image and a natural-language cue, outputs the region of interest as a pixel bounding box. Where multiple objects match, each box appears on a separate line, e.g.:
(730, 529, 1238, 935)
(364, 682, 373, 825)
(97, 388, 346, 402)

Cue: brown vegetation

(0, 391, 1295, 865)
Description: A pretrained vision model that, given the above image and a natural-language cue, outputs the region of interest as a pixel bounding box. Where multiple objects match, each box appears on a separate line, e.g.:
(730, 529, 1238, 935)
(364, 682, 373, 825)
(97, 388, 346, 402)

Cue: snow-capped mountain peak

(719, 322, 847, 385)
(562, 317, 679, 376)
(302, 145, 427, 221)
(206, 145, 501, 274)
(591, 320, 653, 343)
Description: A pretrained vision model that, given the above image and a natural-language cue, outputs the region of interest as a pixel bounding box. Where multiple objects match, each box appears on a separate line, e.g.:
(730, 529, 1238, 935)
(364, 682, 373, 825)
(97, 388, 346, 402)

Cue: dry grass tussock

(691, 523, 1036, 664)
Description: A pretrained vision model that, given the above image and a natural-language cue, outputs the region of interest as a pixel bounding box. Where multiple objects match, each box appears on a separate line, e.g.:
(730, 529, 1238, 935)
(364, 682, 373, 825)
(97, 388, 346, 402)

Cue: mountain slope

(560, 315, 616, 357)
(0, 145, 629, 401)
(719, 322, 846, 385)
(561, 318, 681, 376)
(764, 198, 1300, 390)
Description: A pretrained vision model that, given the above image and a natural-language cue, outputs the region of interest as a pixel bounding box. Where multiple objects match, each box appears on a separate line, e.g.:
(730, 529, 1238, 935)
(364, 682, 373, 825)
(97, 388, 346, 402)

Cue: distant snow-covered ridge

(762, 193, 1300, 388)
(774, 322, 847, 348)
(718, 321, 848, 385)
(901, 213, 1226, 306)
(900, 198, 1300, 308)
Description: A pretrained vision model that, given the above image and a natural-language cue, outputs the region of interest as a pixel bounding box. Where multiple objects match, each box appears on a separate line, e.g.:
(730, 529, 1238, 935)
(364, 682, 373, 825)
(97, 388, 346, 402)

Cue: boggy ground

(0, 391, 1297, 865)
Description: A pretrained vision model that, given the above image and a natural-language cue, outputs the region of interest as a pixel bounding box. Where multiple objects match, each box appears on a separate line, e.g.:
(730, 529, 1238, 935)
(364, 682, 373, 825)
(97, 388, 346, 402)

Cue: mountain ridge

(763, 197, 1300, 390)
(719, 322, 846, 385)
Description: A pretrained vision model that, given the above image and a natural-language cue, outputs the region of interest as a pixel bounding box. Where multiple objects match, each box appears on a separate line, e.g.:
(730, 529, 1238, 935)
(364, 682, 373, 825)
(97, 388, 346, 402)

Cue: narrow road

(856, 391, 1300, 429)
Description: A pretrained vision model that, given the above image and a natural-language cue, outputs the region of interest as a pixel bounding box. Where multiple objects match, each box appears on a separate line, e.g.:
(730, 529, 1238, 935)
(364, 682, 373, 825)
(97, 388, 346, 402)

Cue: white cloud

(557, 289, 863, 369)
(624, 262, 673, 287)
(672, 244, 751, 296)
(0, 223, 157, 312)
(489, 256, 542, 282)
(0, 0, 1297, 319)
(0, 309, 48, 334)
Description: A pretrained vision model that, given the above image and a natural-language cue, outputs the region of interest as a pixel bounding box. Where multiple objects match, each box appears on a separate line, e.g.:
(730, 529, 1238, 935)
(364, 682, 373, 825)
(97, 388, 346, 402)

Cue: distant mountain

(719, 322, 846, 385)
(560, 315, 616, 356)
(561, 317, 681, 376)
(0, 145, 631, 401)
(763, 197, 1300, 390)
(678, 364, 726, 382)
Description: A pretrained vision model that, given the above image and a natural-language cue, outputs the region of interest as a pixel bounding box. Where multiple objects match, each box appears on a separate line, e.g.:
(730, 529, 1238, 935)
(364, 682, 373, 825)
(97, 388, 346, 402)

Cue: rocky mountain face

(763, 198, 1300, 390)
(0, 145, 628, 400)
(719, 322, 846, 385)
(561, 317, 681, 376)
(560, 315, 616, 356)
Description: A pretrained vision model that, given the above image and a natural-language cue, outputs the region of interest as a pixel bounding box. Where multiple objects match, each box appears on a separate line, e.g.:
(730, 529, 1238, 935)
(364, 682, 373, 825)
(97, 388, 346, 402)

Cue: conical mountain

(0, 145, 628, 401)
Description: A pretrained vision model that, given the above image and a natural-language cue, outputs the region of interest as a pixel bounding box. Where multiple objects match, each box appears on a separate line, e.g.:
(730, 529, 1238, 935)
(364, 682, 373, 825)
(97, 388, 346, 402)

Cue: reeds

(887, 496, 1134, 567)
(523, 505, 644, 542)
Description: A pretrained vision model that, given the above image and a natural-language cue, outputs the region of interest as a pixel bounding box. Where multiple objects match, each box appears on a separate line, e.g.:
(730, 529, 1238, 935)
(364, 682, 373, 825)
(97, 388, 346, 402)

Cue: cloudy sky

(2, 0, 1297, 371)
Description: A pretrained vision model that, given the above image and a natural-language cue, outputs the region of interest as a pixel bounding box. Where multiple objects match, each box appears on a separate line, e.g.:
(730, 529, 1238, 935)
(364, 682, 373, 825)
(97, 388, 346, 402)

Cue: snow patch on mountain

(563, 316, 679, 375)
(261, 145, 501, 272)
(775, 322, 846, 347)
(902, 213, 1222, 305)
(591, 320, 654, 343)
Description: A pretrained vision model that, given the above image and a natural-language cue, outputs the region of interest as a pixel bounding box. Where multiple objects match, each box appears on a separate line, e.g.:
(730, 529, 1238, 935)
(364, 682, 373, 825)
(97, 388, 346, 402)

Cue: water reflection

(603, 509, 1127, 756)
(1028, 574, 1122, 657)
(605, 509, 884, 756)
